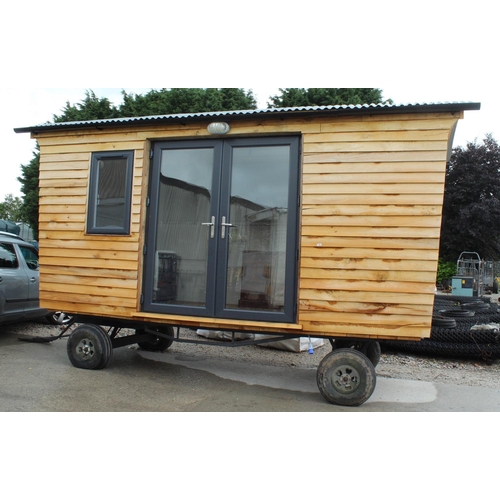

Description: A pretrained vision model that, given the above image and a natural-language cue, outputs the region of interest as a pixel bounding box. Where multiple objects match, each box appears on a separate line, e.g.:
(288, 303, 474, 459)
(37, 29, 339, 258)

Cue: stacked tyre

(385, 295, 500, 361)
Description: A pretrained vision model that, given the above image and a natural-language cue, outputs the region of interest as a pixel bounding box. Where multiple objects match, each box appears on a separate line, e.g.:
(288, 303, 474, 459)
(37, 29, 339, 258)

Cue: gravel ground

(4, 306, 500, 390)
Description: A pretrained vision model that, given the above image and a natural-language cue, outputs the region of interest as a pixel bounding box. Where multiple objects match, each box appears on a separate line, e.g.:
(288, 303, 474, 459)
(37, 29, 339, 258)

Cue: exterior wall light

(207, 122, 230, 135)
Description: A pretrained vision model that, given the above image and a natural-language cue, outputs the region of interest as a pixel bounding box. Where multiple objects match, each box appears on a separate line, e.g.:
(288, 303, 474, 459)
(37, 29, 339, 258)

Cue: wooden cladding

(35, 111, 459, 341)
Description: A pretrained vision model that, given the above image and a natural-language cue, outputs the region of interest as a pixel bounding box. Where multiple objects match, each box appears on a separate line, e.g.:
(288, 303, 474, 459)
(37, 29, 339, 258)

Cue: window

(0, 243, 19, 268)
(87, 151, 134, 235)
(19, 246, 39, 270)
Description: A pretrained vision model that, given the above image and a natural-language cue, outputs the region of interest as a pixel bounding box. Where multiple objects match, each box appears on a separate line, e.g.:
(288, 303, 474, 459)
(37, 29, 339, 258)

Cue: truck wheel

(317, 348, 376, 406)
(67, 324, 113, 370)
(136, 325, 174, 351)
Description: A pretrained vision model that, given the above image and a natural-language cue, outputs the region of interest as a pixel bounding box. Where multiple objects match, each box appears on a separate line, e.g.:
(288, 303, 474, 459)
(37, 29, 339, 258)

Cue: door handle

(30, 277, 37, 283)
(201, 216, 215, 238)
(221, 216, 236, 239)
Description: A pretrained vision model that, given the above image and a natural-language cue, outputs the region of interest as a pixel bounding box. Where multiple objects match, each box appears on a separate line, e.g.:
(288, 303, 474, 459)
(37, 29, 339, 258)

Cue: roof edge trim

(14, 102, 481, 134)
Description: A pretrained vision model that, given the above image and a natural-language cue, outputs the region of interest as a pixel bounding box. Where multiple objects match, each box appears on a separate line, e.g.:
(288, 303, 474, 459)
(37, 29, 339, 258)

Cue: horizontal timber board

(301, 205, 443, 216)
(40, 299, 135, 317)
(40, 247, 139, 261)
(39, 152, 90, 163)
(299, 299, 432, 316)
(303, 151, 447, 163)
(40, 256, 138, 271)
(303, 129, 451, 143)
(300, 246, 439, 261)
(319, 115, 458, 131)
(299, 321, 429, 339)
(300, 257, 438, 272)
(39, 179, 88, 189)
(40, 221, 142, 233)
(301, 226, 441, 239)
(302, 161, 446, 174)
(298, 288, 435, 305)
(302, 172, 445, 184)
(40, 291, 137, 308)
(40, 141, 146, 155)
(40, 239, 139, 251)
(39, 169, 89, 180)
(42, 273, 137, 289)
(40, 282, 137, 299)
(39, 187, 88, 198)
(299, 310, 431, 328)
(301, 193, 444, 205)
(39, 205, 87, 215)
(41, 266, 137, 280)
(303, 141, 448, 154)
(301, 235, 440, 249)
(302, 183, 445, 195)
(39, 196, 87, 206)
(300, 267, 436, 282)
(38, 230, 140, 242)
(39, 213, 86, 223)
(301, 215, 442, 227)
(39, 160, 90, 171)
(299, 278, 436, 294)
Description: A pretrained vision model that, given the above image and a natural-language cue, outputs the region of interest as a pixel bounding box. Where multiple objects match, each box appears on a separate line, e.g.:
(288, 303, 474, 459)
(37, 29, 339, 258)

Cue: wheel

(333, 339, 382, 367)
(362, 341, 382, 367)
(46, 311, 74, 325)
(317, 349, 376, 406)
(136, 325, 174, 351)
(67, 324, 113, 370)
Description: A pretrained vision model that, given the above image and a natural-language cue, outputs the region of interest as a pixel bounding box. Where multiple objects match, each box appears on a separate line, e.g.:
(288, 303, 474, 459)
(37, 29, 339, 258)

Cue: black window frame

(87, 150, 134, 235)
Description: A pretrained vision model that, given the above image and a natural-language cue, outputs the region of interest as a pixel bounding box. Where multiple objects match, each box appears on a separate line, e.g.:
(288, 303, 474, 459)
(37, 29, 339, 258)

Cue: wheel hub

(76, 339, 95, 360)
(332, 365, 361, 394)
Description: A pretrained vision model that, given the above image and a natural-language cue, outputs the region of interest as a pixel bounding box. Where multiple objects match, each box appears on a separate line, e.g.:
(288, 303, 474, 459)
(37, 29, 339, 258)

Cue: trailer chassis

(55, 315, 381, 407)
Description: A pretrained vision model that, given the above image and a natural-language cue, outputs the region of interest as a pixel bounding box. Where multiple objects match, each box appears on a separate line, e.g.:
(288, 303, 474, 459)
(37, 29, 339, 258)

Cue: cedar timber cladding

(27, 104, 474, 341)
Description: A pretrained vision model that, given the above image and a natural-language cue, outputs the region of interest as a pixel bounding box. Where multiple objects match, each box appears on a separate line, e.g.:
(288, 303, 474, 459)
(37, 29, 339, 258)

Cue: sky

(1, 85, 495, 201)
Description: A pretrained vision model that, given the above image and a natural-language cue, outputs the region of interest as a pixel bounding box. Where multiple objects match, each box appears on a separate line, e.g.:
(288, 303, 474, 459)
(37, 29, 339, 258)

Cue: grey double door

(143, 136, 300, 323)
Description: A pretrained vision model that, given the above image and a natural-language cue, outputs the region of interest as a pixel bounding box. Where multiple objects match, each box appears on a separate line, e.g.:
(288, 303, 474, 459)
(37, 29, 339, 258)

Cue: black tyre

(432, 315, 457, 328)
(384, 339, 500, 361)
(136, 325, 174, 351)
(333, 339, 381, 367)
(461, 302, 490, 311)
(46, 311, 74, 325)
(67, 324, 113, 370)
(317, 349, 376, 406)
(439, 309, 475, 318)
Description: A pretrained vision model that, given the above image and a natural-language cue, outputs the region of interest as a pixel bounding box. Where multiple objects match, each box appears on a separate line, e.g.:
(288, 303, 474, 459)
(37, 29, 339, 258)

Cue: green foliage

(118, 88, 256, 116)
(436, 259, 456, 284)
(17, 150, 40, 238)
(54, 90, 120, 122)
(268, 88, 390, 108)
(440, 134, 500, 261)
(0, 193, 24, 221)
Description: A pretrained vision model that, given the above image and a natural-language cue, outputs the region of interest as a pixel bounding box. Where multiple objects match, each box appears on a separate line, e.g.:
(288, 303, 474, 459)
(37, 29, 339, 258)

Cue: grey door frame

(142, 135, 300, 324)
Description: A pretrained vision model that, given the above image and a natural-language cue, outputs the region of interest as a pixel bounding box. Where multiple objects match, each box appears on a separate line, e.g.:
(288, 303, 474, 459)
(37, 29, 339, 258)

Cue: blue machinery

(452, 252, 485, 297)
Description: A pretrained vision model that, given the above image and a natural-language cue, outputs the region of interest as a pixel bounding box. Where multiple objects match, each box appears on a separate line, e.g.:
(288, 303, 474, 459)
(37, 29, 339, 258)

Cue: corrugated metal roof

(14, 102, 481, 134)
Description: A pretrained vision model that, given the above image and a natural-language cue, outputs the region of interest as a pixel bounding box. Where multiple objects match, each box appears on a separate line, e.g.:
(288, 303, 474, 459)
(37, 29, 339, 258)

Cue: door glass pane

(225, 145, 290, 312)
(154, 148, 214, 307)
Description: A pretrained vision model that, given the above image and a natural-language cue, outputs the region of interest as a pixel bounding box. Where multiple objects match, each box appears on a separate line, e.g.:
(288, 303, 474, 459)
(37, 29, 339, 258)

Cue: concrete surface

(1, 331, 499, 411)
